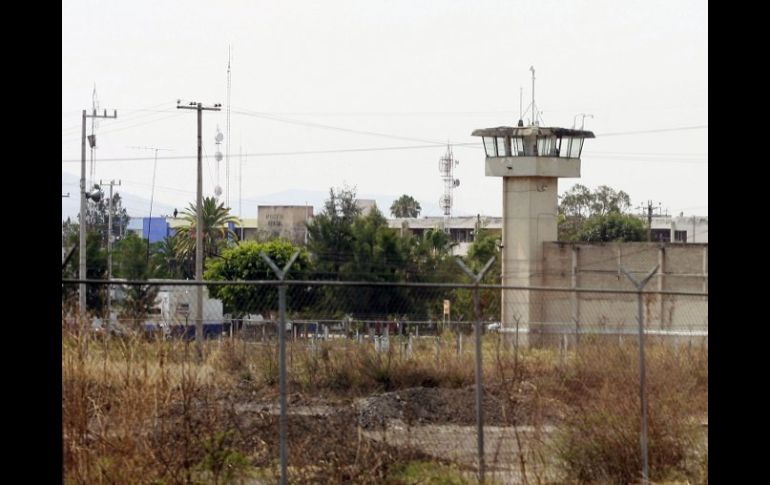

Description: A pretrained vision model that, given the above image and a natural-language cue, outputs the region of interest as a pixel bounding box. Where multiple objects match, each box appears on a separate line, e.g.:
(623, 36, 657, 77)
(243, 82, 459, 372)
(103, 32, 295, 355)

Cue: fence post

(620, 265, 659, 485)
(455, 255, 496, 483)
(513, 315, 520, 370)
(383, 326, 389, 352)
(408, 335, 413, 358)
(260, 250, 300, 485)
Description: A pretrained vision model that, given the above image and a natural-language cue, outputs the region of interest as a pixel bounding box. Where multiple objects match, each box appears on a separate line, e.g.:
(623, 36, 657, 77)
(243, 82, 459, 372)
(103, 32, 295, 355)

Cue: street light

(85, 185, 103, 203)
(572, 113, 594, 130)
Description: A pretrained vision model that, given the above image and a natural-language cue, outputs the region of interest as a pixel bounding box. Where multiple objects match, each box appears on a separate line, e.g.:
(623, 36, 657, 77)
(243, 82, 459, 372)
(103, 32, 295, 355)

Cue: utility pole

(100, 179, 121, 322)
(637, 201, 663, 242)
(80, 108, 117, 321)
(89, 85, 100, 187)
(177, 101, 221, 357)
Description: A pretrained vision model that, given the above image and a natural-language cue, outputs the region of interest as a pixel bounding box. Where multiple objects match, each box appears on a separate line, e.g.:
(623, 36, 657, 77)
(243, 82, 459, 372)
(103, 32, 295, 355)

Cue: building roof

(471, 126, 595, 138)
(388, 216, 502, 230)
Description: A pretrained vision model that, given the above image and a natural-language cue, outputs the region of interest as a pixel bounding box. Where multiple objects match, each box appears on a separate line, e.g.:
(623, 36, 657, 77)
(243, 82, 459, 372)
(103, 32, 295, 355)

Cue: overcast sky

(62, 0, 707, 221)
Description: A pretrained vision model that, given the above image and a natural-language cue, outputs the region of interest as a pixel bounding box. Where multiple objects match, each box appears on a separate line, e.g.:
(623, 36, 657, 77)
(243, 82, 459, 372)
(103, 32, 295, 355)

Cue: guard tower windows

(537, 136, 558, 157)
(496, 137, 508, 157)
(511, 136, 524, 156)
(483, 136, 497, 157)
(476, 128, 591, 160)
(560, 136, 584, 158)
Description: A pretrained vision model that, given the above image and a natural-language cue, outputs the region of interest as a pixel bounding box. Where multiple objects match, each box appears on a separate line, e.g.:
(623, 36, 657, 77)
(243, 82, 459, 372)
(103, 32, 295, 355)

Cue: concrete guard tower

(471, 123, 594, 342)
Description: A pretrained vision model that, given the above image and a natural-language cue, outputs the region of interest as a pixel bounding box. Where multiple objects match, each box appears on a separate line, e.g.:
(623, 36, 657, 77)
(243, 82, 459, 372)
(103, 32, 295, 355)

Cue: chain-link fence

(62, 277, 708, 483)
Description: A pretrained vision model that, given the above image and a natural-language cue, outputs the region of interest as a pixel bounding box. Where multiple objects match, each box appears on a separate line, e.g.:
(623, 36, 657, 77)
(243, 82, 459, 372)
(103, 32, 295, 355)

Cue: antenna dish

(215, 132, 224, 143)
(453, 179, 460, 187)
(214, 186, 223, 197)
(215, 151, 223, 162)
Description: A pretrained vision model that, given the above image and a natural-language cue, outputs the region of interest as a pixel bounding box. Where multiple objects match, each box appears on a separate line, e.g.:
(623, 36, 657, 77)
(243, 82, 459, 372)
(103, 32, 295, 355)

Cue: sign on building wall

(257, 205, 314, 244)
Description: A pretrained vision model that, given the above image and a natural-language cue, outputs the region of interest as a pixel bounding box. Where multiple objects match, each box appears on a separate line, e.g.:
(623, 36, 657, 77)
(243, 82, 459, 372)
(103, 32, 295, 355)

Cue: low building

(127, 216, 259, 243)
(355, 199, 377, 216)
(387, 215, 502, 255)
(649, 215, 708, 243)
(257, 205, 314, 245)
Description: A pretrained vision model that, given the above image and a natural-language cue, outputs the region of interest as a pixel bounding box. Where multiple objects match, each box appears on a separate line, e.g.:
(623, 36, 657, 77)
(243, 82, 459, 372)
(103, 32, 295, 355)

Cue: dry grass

(63, 328, 707, 484)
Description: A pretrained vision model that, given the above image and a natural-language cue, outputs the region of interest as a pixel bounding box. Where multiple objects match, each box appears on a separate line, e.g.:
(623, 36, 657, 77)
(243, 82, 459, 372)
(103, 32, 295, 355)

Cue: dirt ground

(233, 385, 561, 482)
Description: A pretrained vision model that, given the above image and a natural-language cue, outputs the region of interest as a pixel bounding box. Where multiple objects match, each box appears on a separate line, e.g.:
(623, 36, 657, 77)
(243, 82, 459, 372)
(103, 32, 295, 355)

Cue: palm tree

(175, 197, 240, 261)
(150, 234, 192, 279)
(390, 194, 422, 218)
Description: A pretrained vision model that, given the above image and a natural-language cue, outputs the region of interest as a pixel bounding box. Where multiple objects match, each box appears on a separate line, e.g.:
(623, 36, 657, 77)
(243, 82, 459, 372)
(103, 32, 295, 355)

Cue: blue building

(126, 216, 245, 243)
(126, 217, 174, 243)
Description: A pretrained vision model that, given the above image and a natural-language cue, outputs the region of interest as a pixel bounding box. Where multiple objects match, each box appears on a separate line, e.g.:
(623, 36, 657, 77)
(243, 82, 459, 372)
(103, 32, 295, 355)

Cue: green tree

(175, 196, 240, 261)
(150, 235, 192, 279)
(113, 232, 152, 279)
(204, 239, 312, 316)
(451, 228, 502, 323)
(343, 206, 414, 317)
(390, 194, 422, 218)
(112, 232, 159, 327)
(576, 212, 646, 242)
(559, 184, 634, 241)
(306, 185, 361, 278)
(62, 230, 108, 316)
(591, 185, 632, 216)
(399, 228, 463, 321)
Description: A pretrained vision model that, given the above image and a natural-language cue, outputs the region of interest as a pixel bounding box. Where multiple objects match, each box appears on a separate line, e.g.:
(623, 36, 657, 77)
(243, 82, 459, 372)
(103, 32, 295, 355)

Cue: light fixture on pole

(572, 113, 594, 130)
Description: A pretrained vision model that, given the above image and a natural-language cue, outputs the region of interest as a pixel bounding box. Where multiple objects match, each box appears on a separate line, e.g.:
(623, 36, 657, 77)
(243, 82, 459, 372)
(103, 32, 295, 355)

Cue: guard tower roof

(471, 126, 595, 138)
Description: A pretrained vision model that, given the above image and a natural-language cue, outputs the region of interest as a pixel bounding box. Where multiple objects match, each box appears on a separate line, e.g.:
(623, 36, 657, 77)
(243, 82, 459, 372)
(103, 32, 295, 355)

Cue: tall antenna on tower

(439, 144, 460, 234)
(226, 45, 232, 208)
(529, 66, 537, 126)
(239, 142, 243, 220)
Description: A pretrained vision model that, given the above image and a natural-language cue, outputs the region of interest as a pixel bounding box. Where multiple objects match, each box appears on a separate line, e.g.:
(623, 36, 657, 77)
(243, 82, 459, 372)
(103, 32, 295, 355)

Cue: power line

(61, 112, 186, 144)
(231, 107, 446, 145)
(61, 143, 474, 162)
(597, 125, 707, 137)
(59, 144, 710, 164)
(61, 99, 179, 132)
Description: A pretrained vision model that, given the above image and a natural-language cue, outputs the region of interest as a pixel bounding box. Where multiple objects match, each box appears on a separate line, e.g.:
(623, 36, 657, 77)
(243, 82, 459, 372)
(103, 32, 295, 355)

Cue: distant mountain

(62, 171, 445, 221)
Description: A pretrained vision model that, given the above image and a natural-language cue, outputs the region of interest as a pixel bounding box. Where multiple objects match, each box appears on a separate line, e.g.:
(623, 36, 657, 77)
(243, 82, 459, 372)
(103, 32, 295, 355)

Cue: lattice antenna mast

(239, 142, 243, 219)
(214, 126, 224, 198)
(438, 144, 460, 234)
(226, 45, 232, 208)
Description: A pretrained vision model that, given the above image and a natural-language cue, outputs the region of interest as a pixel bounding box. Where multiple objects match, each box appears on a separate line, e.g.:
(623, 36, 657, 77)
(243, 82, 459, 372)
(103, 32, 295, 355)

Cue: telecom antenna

(239, 143, 243, 220)
(438, 144, 460, 234)
(127, 146, 172, 257)
(529, 66, 538, 126)
(214, 126, 224, 198)
(225, 45, 232, 207)
(518, 87, 524, 127)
